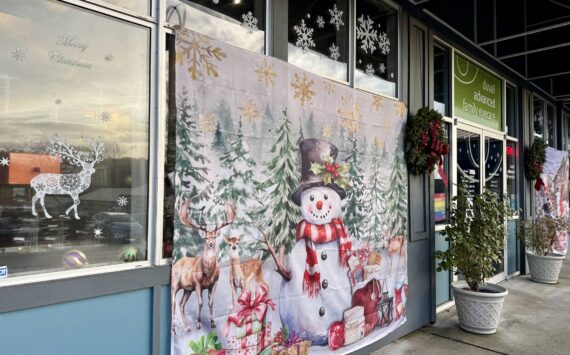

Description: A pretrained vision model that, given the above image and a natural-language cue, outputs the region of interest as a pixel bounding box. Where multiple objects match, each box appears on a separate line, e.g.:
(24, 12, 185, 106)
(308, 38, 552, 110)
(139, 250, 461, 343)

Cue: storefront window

(0, 0, 150, 276)
(433, 43, 450, 116)
(103, 0, 151, 15)
(484, 137, 503, 196)
(533, 96, 544, 141)
(506, 84, 516, 137)
(434, 124, 450, 224)
(288, 0, 349, 82)
(546, 104, 556, 148)
(166, 0, 266, 54)
(506, 140, 518, 211)
(355, 0, 398, 97)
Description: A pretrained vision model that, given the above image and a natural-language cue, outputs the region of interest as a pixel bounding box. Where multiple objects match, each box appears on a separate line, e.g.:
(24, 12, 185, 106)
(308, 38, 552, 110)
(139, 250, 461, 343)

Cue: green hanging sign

(454, 53, 502, 131)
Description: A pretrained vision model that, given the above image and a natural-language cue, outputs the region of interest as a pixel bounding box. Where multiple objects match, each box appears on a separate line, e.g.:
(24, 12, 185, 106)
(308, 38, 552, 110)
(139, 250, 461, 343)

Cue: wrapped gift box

(227, 321, 272, 355)
(343, 317, 365, 345)
(270, 340, 311, 355)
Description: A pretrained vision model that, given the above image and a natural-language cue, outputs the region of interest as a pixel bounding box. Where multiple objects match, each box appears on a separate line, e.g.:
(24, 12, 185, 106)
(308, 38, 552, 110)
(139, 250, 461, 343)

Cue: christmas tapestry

(535, 147, 569, 255)
(171, 28, 408, 355)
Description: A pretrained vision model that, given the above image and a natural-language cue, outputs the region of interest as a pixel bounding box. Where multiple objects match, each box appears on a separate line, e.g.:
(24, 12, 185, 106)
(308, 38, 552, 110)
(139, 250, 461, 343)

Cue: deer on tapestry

(225, 235, 268, 308)
(171, 197, 236, 335)
(31, 137, 104, 220)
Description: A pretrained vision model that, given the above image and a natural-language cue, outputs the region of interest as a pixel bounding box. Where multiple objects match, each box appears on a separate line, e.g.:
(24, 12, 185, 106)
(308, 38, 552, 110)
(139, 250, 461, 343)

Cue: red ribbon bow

(223, 286, 275, 338)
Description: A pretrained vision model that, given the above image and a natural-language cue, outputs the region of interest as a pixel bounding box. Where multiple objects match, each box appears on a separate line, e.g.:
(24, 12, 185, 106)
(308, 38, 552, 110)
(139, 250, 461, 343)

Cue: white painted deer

(171, 198, 236, 335)
(31, 137, 104, 219)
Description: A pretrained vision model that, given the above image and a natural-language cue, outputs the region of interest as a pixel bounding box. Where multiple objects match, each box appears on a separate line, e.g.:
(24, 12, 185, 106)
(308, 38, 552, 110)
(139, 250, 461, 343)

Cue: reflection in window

(433, 43, 450, 116)
(485, 137, 503, 196)
(546, 104, 555, 148)
(103, 0, 150, 15)
(533, 96, 544, 141)
(355, 0, 398, 97)
(166, 0, 265, 54)
(506, 140, 518, 211)
(288, 0, 349, 82)
(506, 84, 516, 137)
(0, 0, 150, 276)
(434, 124, 450, 224)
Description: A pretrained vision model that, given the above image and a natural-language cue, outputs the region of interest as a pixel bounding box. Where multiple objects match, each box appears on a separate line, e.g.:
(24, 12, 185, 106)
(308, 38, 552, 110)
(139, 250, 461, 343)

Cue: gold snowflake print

(394, 102, 406, 119)
(374, 137, 384, 151)
(197, 112, 216, 134)
(176, 30, 226, 81)
(337, 96, 363, 135)
(372, 95, 383, 112)
(255, 59, 277, 87)
(321, 125, 333, 139)
(239, 99, 259, 123)
(291, 73, 315, 107)
(323, 80, 335, 95)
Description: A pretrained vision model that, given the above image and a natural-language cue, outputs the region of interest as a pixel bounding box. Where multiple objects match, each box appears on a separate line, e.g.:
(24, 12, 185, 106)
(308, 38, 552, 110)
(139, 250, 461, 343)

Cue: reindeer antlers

(47, 136, 105, 165)
(178, 197, 237, 236)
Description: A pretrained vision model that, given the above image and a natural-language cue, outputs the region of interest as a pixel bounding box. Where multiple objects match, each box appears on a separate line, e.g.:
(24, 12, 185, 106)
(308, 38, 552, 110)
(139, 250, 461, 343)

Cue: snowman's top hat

(291, 138, 347, 206)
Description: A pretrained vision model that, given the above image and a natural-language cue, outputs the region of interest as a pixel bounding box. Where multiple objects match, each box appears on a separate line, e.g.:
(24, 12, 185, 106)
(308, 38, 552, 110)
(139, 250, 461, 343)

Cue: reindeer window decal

(31, 136, 105, 219)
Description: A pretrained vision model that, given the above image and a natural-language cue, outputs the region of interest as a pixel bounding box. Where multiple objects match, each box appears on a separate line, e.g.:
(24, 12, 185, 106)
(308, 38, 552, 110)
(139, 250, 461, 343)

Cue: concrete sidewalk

(372, 257, 570, 355)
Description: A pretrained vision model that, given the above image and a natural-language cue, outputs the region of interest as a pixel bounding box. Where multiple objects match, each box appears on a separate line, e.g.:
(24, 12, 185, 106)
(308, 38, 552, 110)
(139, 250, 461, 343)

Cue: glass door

(455, 123, 507, 281)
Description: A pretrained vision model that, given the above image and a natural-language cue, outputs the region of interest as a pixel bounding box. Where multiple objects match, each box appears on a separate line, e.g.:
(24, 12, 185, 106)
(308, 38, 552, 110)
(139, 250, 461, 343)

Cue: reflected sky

(0, 0, 149, 159)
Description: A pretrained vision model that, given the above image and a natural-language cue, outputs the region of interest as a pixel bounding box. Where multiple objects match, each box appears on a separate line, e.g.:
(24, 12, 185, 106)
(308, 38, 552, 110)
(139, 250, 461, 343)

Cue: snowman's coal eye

(310, 195, 315, 201)
(324, 194, 328, 200)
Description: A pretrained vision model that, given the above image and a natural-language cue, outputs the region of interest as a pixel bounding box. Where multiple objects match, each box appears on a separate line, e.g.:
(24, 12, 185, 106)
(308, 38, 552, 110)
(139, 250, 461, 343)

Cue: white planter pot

(526, 251, 565, 284)
(451, 282, 508, 335)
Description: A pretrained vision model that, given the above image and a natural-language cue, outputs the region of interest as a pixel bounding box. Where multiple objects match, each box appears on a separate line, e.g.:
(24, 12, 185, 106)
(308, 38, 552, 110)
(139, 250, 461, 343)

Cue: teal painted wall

(0, 289, 152, 355)
(161, 285, 171, 355)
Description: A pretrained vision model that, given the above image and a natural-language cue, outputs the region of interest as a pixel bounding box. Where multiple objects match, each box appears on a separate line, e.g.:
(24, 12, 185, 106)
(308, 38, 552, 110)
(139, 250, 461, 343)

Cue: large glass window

(533, 96, 544, 141)
(434, 124, 450, 225)
(0, 0, 150, 276)
(433, 42, 450, 116)
(166, 0, 266, 54)
(288, 0, 349, 82)
(103, 0, 151, 15)
(355, 0, 398, 97)
(546, 103, 556, 148)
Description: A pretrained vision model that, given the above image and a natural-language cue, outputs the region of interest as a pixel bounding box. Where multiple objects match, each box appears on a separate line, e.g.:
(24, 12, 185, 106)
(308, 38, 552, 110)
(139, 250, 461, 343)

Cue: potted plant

(435, 180, 513, 334)
(519, 216, 568, 284)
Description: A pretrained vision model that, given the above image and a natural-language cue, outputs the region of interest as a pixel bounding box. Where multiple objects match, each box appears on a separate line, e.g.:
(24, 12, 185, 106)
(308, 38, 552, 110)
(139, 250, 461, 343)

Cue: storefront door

(455, 123, 507, 282)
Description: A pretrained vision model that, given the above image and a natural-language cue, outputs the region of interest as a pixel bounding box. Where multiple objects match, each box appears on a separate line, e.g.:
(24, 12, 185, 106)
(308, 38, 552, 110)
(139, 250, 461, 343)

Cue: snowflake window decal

(0, 157, 9, 167)
(293, 19, 315, 54)
(54, 98, 63, 105)
(12, 47, 26, 61)
(356, 15, 378, 54)
(94, 228, 103, 237)
(378, 32, 391, 55)
(379, 62, 386, 74)
(365, 63, 375, 78)
(104, 54, 114, 62)
(117, 196, 129, 207)
(329, 43, 340, 61)
(328, 4, 344, 31)
(99, 111, 112, 122)
(316, 15, 325, 29)
(241, 11, 258, 34)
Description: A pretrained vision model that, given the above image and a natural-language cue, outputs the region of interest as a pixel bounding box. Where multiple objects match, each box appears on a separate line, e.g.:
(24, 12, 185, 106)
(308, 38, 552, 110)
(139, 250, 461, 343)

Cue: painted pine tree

(214, 98, 234, 148)
(173, 89, 211, 260)
(211, 118, 262, 258)
(344, 134, 366, 240)
(385, 152, 408, 237)
(258, 109, 300, 255)
(212, 121, 225, 152)
(363, 147, 388, 249)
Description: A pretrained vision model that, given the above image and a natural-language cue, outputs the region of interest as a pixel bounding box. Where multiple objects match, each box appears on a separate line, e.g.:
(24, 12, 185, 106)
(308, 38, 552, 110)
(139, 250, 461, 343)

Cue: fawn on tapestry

(172, 28, 408, 355)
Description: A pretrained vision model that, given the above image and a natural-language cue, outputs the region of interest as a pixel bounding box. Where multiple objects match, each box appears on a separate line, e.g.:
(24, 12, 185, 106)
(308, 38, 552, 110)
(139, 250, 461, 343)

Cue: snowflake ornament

(378, 32, 391, 55)
(316, 16, 325, 29)
(94, 228, 103, 237)
(321, 125, 333, 139)
(99, 111, 112, 122)
(117, 196, 129, 207)
(104, 54, 114, 62)
(0, 157, 9, 167)
(379, 62, 386, 74)
(291, 73, 315, 107)
(365, 63, 375, 78)
(12, 48, 26, 61)
(356, 15, 378, 54)
(329, 43, 340, 61)
(294, 19, 315, 54)
(328, 4, 344, 31)
(241, 11, 258, 34)
(239, 99, 260, 122)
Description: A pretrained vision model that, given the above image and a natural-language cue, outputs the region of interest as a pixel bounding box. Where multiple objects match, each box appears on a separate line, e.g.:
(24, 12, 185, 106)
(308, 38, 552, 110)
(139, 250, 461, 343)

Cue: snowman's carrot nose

(316, 200, 323, 210)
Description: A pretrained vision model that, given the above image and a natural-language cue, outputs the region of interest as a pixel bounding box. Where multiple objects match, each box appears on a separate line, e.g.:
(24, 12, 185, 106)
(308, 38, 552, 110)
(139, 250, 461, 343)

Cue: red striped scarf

(295, 218, 352, 298)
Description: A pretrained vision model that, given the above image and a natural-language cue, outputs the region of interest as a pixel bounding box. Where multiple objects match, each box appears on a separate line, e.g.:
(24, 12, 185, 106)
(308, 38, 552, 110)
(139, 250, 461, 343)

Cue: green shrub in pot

(519, 216, 568, 256)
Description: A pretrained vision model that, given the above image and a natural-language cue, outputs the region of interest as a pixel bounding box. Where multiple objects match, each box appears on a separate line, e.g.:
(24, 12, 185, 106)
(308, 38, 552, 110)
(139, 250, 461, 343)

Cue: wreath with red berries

(525, 139, 547, 191)
(404, 107, 449, 175)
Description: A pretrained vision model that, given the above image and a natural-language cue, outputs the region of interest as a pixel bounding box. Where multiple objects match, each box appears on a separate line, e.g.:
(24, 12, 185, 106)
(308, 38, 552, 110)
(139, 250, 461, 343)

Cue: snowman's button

(319, 307, 325, 316)
(321, 251, 327, 260)
(322, 279, 328, 289)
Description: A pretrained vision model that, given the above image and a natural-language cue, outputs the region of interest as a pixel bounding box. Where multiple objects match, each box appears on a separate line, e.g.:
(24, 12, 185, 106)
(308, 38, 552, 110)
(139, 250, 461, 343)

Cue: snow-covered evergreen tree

(212, 121, 225, 152)
(214, 98, 234, 148)
(258, 109, 301, 255)
(385, 151, 408, 238)
(363, 147, 388, 249)
(344, 134, 366, 240)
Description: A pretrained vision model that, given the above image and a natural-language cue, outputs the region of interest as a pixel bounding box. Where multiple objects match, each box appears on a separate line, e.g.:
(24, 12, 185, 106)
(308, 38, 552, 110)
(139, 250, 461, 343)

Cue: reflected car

(89, 212, 144, 244)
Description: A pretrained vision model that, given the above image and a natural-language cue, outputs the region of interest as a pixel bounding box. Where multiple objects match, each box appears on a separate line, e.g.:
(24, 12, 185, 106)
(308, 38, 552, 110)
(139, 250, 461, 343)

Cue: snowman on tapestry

(263, 135, 407, 351)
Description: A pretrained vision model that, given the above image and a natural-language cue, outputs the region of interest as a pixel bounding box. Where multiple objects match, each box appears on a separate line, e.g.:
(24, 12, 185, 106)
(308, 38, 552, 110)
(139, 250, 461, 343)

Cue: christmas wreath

(404, 107, 449, 176)
(525, 139, 547, 191)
